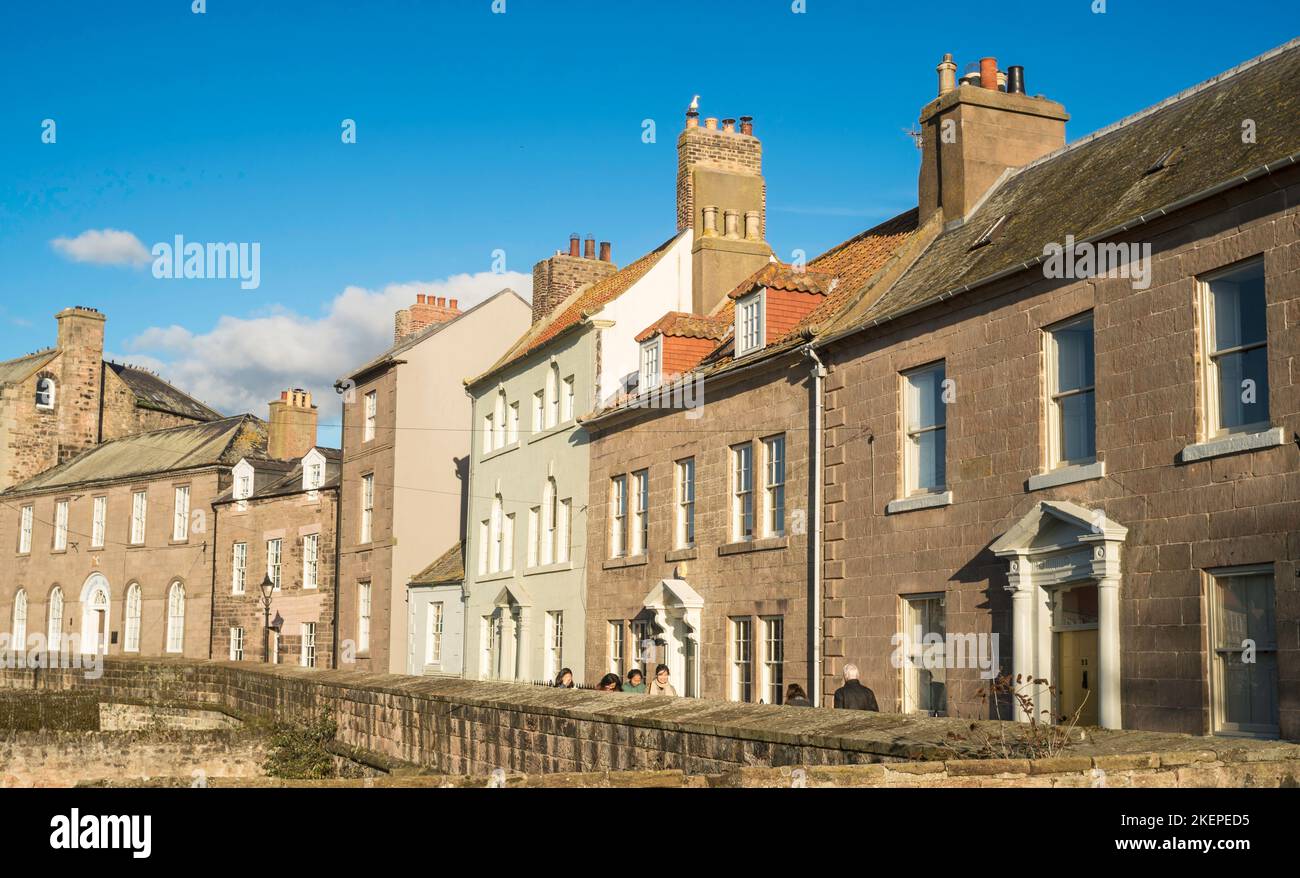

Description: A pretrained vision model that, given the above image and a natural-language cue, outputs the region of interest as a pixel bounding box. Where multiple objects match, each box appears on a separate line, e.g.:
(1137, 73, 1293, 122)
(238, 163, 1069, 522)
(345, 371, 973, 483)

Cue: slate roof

(106, 362, 223, 421)
(833, 38, 1300, 334)
(410, 541, 465, 586)
(213, 447, 342, 504)
(4, 415, 268, 495)
(473, 232, 686, 384)
(0, 349, 58, 386)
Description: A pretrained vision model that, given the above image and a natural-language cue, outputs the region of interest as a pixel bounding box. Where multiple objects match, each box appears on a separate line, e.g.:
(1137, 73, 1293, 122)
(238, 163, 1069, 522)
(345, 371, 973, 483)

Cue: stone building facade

(0, 307, 222, 491)
(814, 44, 1300, 739)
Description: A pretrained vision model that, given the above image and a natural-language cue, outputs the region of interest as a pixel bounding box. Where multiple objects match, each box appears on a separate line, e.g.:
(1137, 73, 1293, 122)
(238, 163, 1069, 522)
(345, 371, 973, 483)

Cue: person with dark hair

(554, 667, 575, 689)
(596, 673, 623, 692)
(623, 668, 647, 694)
(646, 663, 677, 696)
(785, 683, 812, 707)
(832, 664, 879, 711)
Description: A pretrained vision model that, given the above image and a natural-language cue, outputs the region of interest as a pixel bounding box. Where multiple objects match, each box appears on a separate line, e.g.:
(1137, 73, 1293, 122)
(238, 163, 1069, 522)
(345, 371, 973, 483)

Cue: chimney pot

(568, 234, 580, 257)
(937, 53, 957, 96)
(979, 57, 999, 90)
(686, 110, 699, 129)
(723, 209, 740, 240)
(599, 241, 611, 262)
(417, 293, 426, 304)
(449, 298, 458, 310)
(744, 210, 761, 241)
(739, 115, 753, 136)
(583, 236, 596, 259)
(702, 205, 719, 237)
(704, 117, 718, 130)
(722, 118, 736, 134)
(1007, 65, 1026, 95)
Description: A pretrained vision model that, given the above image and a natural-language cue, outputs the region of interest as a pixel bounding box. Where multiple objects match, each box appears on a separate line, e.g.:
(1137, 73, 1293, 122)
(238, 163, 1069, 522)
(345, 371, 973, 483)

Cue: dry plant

(944, 674, 1090, 759)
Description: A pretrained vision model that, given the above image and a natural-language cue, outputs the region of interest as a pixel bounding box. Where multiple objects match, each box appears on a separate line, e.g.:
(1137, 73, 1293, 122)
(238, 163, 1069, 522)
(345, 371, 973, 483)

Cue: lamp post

(259, 574, 275, 663)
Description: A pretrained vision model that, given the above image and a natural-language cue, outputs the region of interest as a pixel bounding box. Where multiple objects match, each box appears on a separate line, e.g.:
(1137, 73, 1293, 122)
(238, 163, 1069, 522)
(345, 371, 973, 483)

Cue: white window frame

(1045, 313, 1097, 469)
(532, 389, 545, 434)
(489, 494, 504, 573)
(363, 390, 377, 442)
(729, 616, 754, 702)
(546, 363, 560, 428)
(527, 506, 540, 568)
(18, 505, 33, 554)
(902, 593, 948, 715)
(53, 499, 68, 552)
(303, 533, 319, 589)
(610, 475, 628, 558)
(91, 496, 106, 548)
(495, 389, 507, 449)
(732, 443, 754, 542)
(903, 362, 948, 496)
(12, 589, 26, 644)
(358, 581, 372, 653)
(301, 622, 317, 667)
(562, 375, 575, 422)
(557, 498, 570, 564)
(426, 602, 444, 665)
(232, 541, 248, 594)
(675, 458, 695, 548)
(760, 616, 784, 705)
(47, 586, 64, 650)
(763, 435, 786, 537)
(736, 290, 765, 356)
(130, 490, 147, 545)
(267, 537, 282, 591)
(1199, 258, 1269, 439)
(230, 626, 245, 661)
(165, 582, 185, 653)
(482, 412, 495, 454)
(608, 620, 625, 675)
(1207, 565, 1278, 738)
(545, 610, 564, 681)
(35, 376, 55, 410)
(542, 478, 558, 565)
(172, 485, 190, 542)
(640, 337, 662, 392)
(123, 584, 140, 653)
(631, 469, 649, 556)
(360, 473, 374, 543)
(508, 401, 519, 444)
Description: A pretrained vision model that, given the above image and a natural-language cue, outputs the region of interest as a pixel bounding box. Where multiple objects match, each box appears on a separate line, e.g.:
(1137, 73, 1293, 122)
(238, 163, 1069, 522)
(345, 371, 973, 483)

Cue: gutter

(813, 151, 1300, 351)
(802, 344, 827, 706)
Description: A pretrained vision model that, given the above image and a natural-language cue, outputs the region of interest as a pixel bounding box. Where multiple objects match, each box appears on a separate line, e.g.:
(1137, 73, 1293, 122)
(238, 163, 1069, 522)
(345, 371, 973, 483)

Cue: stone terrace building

(212, 391, 340, 669)
(337, 290, 531, 674)
(580, 215, 920, 703)
(814, 42, 1300, 739)
(0, 415, 267, 659)
(0, 306, 222, 491)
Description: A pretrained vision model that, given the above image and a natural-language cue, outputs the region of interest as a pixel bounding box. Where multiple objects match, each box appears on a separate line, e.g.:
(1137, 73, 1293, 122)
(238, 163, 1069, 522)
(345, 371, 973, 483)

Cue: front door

(1056, 628, 1099, 726)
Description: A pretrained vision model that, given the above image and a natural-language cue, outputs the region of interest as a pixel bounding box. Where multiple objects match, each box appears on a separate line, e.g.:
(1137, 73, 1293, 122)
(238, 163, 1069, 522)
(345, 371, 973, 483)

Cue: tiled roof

(410, 541, 465, 585)
(726, 261, 837, 298)
(5, 415, 268, 495)
(106, 362, 223, 421)
(851, 38, 1300, 330)
(635, 311, 731, 344)
(475, 232, 685, 383)
(0, 349, 58, 386)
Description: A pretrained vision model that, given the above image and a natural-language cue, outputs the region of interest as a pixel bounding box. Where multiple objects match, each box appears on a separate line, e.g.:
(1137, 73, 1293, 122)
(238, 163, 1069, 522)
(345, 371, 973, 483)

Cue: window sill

(480, 441, 520, 462)
(603, 554, 648, 570)
(1027, 460, 1105, 491)
(664, 547, 697, 563)
(476, 570, 515, 583)
(886, 490, 953, 515)
(1180, 426, 1285, 463)
(524, 561, 573, 576)
(718, 536, 788, 556)
(528, 421, 575, 445)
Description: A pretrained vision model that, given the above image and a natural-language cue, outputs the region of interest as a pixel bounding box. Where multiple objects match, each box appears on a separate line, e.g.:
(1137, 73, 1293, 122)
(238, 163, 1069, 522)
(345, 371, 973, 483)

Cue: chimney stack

(531, 235, 619, 323)
(918, 54, 1067, 224)
(267, 388, 318, 460)
(394, 293, 464, 342)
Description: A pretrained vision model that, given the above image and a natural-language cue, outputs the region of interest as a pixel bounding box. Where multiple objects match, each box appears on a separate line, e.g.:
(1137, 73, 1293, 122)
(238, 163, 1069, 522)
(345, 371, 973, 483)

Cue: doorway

(79, 573, 111, 655)
(1052, 582, 1099, 726)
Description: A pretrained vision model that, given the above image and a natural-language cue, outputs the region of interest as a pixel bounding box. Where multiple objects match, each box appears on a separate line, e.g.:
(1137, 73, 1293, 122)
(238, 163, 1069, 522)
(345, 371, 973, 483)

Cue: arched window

(166, 582, 185, 653)
(543, 477, 557, 565)
(489, 495, 503, 573)
(35, 376, 55, 410)
(546, 363, 560, 428)
(46, 586, 64, 651)
(12, 589, 27, 643)
(124, 583, 142, 653)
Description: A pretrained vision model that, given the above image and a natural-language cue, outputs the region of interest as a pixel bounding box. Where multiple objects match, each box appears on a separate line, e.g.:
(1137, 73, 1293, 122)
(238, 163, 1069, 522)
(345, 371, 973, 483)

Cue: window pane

(1216, 346, 1270, 429)
(1058, 390, 1096, 462)
(910, 366, 945, 431)
(1211, 262, 1266, 350)
(1055, 321, 1094, 393)
(914, 428, 946, 491)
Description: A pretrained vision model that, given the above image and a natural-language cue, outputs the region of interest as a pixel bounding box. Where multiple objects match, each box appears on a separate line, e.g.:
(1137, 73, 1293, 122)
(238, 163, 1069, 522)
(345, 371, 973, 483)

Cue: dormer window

(640, 336, 662, 392)
(232, 460, 255, 503)
(736, 290, 765, 356)
(302, 449, 326, 492)
(35, 377, 55, 410)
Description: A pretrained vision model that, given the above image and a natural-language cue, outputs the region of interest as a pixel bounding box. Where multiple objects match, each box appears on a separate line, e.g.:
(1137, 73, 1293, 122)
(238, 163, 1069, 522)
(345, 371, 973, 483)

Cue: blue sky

(1, 0, 1294, 444)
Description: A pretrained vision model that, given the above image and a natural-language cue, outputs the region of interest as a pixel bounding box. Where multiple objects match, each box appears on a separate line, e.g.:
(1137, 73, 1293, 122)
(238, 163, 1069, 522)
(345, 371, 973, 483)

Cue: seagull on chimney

(688, 94, 700, 112)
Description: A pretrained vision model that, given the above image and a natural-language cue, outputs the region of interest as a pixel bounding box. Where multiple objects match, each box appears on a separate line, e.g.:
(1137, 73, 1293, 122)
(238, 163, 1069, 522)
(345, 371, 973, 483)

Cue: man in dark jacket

(832, 664, 879, 711)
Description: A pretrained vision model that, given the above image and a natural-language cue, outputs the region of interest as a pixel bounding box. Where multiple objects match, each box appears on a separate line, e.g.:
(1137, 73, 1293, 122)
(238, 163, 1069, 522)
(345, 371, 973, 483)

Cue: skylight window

(970, 213, 1010, 249)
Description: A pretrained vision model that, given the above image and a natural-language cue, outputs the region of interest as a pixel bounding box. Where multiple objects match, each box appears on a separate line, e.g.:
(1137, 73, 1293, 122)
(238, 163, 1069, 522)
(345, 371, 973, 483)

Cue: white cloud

(50, 228, 151, 267)
(123, 271, 533, 437)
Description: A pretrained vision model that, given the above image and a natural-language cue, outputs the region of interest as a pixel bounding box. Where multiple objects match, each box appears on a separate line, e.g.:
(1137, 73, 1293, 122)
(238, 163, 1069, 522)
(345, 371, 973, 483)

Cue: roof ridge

(1007, 37, 1300, 181)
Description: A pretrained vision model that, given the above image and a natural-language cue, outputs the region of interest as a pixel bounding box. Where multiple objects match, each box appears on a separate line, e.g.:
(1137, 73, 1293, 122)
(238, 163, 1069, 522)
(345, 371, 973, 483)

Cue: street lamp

(259, 574, 276, 663)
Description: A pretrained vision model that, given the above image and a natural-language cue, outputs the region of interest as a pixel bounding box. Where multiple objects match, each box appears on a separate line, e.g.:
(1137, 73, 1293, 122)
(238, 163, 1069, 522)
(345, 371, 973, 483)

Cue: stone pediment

(990, 499, 1127, 558)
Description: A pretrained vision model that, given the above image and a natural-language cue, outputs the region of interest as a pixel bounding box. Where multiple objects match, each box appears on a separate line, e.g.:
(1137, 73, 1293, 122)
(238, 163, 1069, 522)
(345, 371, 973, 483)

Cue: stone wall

(2, 657, 1297, 786)
(1, 730, 266, 787)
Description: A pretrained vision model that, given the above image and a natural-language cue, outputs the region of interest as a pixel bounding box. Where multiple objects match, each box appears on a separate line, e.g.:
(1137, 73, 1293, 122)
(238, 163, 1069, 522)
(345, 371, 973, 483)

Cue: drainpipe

(802, 344, 826, 706)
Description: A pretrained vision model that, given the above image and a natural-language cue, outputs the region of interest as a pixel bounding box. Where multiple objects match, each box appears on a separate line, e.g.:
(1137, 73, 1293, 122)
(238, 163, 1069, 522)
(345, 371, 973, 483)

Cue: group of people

(552, 662, 880, 711)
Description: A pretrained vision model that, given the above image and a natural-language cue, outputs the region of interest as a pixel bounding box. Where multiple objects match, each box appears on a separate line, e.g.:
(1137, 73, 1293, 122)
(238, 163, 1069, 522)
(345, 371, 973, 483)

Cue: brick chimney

(676, 102, 772, 315)
(918, 54, 1068, 224)
(54, 306, 106, 464)
(394, 293, 463, 342)
(530, 235, 618, 324)
(267, 388, 318, 460)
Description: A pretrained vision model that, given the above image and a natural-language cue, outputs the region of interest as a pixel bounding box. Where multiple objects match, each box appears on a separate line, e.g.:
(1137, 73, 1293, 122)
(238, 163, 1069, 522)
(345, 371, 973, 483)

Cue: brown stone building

(212, 391, 340, 668)
(0, 306, 222, 491)
(0, 415, 267, 658)
(810, 43, 1300, 739)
